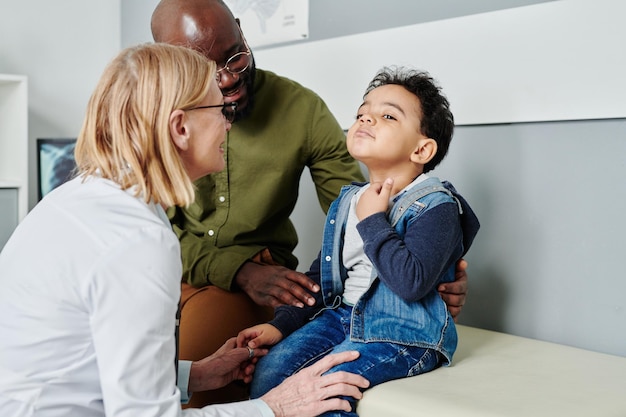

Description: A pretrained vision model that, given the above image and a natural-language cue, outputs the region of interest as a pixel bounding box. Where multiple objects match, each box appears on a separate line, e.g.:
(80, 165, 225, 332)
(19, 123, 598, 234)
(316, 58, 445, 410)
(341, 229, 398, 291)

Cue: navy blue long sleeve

(357, 202, 462, 303)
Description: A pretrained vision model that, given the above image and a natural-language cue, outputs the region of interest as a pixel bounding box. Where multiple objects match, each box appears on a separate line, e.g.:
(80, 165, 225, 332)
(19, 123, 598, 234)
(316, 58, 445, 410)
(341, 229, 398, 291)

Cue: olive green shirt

(168, 69, 365, 289)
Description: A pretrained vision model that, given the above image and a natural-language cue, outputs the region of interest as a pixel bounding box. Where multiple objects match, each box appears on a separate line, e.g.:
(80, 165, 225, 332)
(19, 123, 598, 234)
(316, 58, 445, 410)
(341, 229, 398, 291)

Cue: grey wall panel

(0, 188, 18, 250)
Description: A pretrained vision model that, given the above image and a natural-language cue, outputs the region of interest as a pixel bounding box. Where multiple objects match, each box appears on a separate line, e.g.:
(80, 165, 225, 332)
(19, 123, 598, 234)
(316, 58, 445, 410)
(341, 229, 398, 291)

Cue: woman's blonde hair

(74, 43, 216, 207)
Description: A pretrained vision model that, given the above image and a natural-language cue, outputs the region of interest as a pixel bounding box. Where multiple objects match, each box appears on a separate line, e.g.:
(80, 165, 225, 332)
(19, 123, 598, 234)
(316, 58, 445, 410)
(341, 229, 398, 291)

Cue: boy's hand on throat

(356, 178, 394, 220)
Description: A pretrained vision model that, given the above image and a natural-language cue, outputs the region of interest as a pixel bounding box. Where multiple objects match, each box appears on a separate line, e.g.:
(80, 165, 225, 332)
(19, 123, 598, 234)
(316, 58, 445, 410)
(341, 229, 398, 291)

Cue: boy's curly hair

(365, 67, 454, 172)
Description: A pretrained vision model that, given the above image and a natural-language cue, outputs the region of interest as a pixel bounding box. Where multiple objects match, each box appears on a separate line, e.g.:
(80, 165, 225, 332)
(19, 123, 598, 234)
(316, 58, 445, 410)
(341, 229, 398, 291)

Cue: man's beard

(232, 59, 256, 123)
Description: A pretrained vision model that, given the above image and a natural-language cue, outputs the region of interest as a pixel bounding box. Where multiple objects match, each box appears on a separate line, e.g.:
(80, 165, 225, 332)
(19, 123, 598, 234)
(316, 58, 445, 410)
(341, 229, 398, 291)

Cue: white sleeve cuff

(177, 359, 193, 404)
(176, 360, 273, 416)
(249, 399, 275, 417)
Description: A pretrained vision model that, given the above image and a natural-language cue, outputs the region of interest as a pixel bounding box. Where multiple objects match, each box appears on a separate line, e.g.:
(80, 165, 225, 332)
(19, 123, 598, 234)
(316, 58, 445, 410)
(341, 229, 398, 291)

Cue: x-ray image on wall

(36, 138, 77, 200)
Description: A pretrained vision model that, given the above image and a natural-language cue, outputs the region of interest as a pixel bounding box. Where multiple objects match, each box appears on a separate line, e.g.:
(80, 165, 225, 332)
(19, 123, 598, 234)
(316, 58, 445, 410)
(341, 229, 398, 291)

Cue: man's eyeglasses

(184, 102, 237, 123)
(215, 30, 251, 81)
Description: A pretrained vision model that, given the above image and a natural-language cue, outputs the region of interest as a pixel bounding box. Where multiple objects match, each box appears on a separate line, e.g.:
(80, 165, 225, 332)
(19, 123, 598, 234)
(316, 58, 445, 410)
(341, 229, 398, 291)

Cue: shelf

(0, 181, 21, 189)
(0, 74, 28, 222)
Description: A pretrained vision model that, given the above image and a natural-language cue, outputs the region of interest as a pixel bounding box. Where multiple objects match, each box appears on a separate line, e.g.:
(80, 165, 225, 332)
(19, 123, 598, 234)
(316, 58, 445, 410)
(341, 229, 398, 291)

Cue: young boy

(238, 67, 480, 416)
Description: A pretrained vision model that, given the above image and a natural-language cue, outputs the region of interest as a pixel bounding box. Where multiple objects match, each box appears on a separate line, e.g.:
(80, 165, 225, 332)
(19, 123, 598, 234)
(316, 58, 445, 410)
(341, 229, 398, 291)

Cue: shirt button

(218, 196, 225, 203)
(325, 256, 331, 262)
(207, 230, 215, 236)
(329, 219, 335, 224)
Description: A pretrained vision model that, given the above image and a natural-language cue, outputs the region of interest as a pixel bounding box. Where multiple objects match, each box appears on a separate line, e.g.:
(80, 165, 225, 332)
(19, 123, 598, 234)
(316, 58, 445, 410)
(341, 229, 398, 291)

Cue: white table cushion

(357, 325, 626, 416)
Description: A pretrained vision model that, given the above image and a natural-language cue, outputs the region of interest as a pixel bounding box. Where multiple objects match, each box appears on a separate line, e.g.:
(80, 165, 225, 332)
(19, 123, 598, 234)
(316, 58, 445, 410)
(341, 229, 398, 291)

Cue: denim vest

(319, 177, 463, 364)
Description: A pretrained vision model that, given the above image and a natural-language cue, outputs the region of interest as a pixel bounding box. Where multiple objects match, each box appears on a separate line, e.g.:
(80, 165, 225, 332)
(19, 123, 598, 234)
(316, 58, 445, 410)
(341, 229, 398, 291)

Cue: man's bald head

(151, 0, 256, 119)
(151, 0, 237, 55)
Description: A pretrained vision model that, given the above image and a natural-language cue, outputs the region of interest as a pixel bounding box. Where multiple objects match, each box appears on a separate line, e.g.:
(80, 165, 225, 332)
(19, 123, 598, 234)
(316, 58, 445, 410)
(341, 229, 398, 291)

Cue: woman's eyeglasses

(184, 102, 238, 123)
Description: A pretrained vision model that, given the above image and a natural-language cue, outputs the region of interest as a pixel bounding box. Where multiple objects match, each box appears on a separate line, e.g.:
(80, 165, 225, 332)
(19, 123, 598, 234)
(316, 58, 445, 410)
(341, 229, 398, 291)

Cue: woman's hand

(188, 337, 268, 392)
(261, 351, 370, 417)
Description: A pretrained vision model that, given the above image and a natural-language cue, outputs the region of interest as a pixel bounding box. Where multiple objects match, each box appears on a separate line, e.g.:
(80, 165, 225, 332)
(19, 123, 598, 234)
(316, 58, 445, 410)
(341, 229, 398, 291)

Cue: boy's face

(347, 84, 427, 170)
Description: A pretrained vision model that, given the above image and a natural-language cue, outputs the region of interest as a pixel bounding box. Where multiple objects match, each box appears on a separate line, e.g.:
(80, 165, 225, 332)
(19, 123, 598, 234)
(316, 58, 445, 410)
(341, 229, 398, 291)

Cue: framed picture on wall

(36, 138, 77, 200)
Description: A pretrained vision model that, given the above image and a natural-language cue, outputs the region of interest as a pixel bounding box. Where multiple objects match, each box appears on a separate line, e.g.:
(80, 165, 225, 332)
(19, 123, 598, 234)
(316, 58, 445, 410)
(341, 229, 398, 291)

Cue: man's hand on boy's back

(439, 259, 469, 321)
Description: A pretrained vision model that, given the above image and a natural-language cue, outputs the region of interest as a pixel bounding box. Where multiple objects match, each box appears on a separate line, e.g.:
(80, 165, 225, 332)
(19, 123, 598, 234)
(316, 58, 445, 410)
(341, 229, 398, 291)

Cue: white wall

(255, 0, 626, 128)
(0, 0, 121, 209)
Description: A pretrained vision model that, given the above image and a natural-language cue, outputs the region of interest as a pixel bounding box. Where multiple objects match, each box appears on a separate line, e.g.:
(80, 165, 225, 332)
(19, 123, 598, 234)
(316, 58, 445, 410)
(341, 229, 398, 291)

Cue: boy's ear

(411, 137, 437, 165)
(170, 109, 190, 151)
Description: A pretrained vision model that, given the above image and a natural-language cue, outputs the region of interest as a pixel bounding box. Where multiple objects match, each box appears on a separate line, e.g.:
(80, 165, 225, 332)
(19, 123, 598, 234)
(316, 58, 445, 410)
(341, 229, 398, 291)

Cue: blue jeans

(250, 304, 440, 417)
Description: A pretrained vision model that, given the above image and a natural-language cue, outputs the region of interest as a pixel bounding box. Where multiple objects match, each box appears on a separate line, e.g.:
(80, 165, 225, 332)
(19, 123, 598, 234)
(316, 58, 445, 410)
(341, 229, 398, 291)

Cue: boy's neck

(368, 168, 424, 196)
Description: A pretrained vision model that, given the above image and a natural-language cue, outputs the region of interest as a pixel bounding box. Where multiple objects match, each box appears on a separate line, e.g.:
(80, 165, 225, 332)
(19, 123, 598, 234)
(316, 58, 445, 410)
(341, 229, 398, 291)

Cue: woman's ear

(411, 138, 437, 165)
(170, 109, 189, 151)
